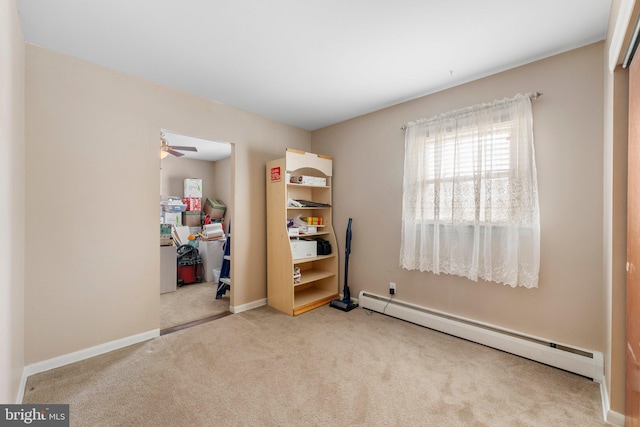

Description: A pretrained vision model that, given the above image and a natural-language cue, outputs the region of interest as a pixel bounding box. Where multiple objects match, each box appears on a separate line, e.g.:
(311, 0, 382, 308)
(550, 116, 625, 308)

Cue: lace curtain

(400, 93, 540, 288)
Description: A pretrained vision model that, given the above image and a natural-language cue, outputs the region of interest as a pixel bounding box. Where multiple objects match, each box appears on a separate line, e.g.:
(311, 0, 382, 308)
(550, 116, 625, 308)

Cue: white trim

(231, 298, 266, 314)
(608, 410, 626, 426)
(609, 0, 637, 72)
(600, 380, 626, 426)
(600, 380, 612, 424)
(359, 291, 604, 382)
(16, 329, 159, 403)
(16, 370, 27, 404)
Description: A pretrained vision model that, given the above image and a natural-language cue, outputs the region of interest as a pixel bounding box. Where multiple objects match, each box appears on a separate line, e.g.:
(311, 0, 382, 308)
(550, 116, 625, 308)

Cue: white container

(162, 211, 182, 226)
(213, 268, 221, 282)
(184, 178, 203, 197)
(290, 239, 317, 260)
(161, 202, 187, 212)
(199, 238, 226, 282)
(290, 175, 326, 186)
(300, 225, 317, 234)
(288, 227, 299, 237)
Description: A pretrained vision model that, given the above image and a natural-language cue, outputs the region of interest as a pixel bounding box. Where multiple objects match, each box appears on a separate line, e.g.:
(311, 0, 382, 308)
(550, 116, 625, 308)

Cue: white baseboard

(16, 370, 27, 404)
(600, 380, 625, 426)
(359, 291, 617, 422)
(17, 329, 159, 403)
(231, 298, 266, 314)
(608, 410, 626, 426)
(17, 297, 269, 403)
(359, 291, 604, 382)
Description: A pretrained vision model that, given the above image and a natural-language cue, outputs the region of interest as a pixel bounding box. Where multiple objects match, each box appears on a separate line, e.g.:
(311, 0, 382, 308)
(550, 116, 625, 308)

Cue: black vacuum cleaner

(330, 217, 358, 312)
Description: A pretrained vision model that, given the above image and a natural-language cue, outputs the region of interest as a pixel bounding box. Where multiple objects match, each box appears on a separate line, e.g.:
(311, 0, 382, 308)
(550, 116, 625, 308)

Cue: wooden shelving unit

(266, 149, 339, 316)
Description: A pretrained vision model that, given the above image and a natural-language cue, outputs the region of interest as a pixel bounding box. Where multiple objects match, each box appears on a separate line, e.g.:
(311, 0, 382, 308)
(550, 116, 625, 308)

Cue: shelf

(287, 183, 330, 189)
(295, 269, 335, 287)
(293, 254, 336, 265)
(267, 150, 338, 317)
(287, 206, 330, 210)
(293, 288, 338, 315)
(290, 231, 331, 238)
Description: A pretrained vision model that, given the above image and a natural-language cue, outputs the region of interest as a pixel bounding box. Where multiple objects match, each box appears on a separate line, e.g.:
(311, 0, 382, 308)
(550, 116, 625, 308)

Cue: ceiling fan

(160, 134, 198, 158)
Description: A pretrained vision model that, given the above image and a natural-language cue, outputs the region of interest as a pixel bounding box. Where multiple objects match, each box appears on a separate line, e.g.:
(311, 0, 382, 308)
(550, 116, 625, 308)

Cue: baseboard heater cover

(358, 291, 603, 382)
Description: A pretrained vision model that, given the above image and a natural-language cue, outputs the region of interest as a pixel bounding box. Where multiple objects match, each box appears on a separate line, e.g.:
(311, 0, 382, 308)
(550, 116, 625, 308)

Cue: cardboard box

(160, 224, 173, 246)
(290, 175, 326, 186)
(182, 197, 202, 212)
(162, 212, 182, 226)
(203, 198, 226, 219)
(290, 239, 317, 260)
(182, 211, 202, 227)
(184, 179, 203, 198)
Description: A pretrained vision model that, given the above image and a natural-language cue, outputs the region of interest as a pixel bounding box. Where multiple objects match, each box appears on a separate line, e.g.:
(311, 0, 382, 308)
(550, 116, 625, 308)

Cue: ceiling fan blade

(167, 149, 185, 157)
(170, 146, 198, 152)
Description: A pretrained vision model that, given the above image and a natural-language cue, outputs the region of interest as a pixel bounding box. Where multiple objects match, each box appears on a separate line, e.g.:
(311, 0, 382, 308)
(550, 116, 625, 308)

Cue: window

(400, 94, 540, 288)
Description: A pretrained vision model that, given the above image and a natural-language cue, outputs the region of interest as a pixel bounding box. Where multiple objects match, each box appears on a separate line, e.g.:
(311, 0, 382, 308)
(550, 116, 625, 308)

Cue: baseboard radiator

(358, 291, 604, 382)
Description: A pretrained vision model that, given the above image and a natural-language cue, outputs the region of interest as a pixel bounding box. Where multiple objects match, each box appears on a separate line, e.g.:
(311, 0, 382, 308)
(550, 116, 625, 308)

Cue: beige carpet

(160, 281, 230, 330)
(23, 305, 606, 426)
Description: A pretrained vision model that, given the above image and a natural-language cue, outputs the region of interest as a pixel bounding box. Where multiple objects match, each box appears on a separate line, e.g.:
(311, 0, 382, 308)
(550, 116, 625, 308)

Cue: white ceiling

(17, 1, 611, 131)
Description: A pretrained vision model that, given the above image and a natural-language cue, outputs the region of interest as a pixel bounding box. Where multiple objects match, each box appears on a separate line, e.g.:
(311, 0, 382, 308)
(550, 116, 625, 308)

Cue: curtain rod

(401, 91, 543, 131)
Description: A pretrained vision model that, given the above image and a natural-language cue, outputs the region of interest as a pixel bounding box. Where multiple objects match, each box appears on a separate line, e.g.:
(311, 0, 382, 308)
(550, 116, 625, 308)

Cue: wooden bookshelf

(266, 149, 338, 316)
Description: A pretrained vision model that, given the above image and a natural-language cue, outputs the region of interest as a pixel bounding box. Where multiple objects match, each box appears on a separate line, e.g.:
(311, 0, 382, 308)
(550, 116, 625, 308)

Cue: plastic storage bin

(161, 202, 187, 212)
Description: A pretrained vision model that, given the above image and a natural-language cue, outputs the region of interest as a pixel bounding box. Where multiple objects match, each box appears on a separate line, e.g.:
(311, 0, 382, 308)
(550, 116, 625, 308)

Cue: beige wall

(161, 157, 217, 201)
(312, 43, 605, 351)
(0, 0, 25, 403)
(24, 44, 310, 364)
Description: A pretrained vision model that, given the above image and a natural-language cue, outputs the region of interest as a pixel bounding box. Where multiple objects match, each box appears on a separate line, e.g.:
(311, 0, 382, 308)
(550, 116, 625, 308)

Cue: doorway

(159, 130, 234, 331)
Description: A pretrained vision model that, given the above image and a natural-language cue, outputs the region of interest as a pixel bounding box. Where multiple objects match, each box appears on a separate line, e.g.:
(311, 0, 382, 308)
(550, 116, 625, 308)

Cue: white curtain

(400, 93, 540, 288)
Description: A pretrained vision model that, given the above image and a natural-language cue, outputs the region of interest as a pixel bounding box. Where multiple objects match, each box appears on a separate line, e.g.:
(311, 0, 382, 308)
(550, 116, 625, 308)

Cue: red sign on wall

(270, 166, 281, 182)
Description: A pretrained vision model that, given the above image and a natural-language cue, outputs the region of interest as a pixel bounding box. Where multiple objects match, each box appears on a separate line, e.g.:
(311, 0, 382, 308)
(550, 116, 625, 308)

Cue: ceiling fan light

(160, 149, 169, 159)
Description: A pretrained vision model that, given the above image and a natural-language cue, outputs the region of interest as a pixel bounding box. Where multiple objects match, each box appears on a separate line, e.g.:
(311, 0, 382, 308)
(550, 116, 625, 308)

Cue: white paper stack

(202, 223, 224, 240)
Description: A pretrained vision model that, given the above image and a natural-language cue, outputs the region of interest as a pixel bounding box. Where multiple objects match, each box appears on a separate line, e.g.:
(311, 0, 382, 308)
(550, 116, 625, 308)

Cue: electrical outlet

(389, 282, 396, 295)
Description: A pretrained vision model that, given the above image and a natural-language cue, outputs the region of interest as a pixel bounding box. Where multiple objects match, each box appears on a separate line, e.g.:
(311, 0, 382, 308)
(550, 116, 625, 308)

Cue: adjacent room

(158, 130, 233, 332)
(0, 0, 636, 425)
